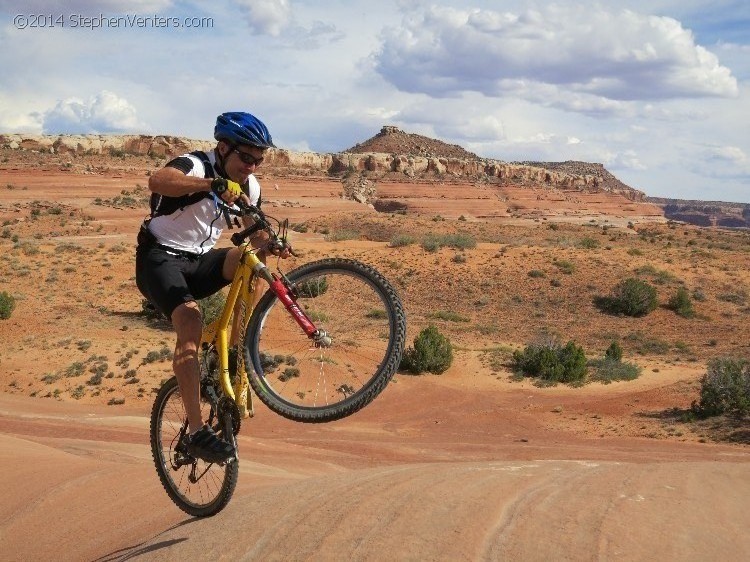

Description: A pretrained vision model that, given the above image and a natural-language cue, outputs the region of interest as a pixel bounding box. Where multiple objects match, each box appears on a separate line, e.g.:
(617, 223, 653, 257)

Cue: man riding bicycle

(136, 111, 289, 463)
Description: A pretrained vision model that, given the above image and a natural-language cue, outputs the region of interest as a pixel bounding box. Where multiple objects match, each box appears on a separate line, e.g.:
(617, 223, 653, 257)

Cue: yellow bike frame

(201, 246, 268, 415)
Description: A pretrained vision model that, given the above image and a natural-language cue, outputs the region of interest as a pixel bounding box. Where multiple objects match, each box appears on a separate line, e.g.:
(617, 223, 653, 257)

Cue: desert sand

(1, 151, 750, 561)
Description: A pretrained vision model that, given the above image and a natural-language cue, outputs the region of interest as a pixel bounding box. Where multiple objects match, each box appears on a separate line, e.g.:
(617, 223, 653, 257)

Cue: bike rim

(250, 266, 398, 411)
(155, 383, 230, 510)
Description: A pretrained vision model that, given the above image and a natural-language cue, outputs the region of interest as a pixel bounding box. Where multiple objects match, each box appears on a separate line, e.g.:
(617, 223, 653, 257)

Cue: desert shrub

(624, 331, 671, 355)
(421, 233, 476, 252)
(297, 276, 328, 298)
(442, 233, 476, 249)
(717, 292, 747, 306)
(400, 325, 453, 375)
(290, 222, 308, 233)
(579, 237, 600, 249)
(635, 265, 678, 285)
(0, 291, 16, 320)
(553, 260, 575, 274)
(594, 278, 658, 317)
(428, 310, 470, 323)
(390, 234, 416, 247)
(668, 287, 695, 318)
(421, 235, 441, 253)
(528, 269, 546, 278)
(605, 341, 623, 362)
(512, 339, 587, 384)
(589, 341, 640, 383)
(692, 357, 750, 418)
(325, 229, 359, 242)
(588, 358, 641, 383)
(198, 291, 226, 326)
(452, 253, 467, 264)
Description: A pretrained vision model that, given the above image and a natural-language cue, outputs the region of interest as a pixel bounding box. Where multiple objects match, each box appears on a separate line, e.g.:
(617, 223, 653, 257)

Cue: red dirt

(1, 155, 750, 561)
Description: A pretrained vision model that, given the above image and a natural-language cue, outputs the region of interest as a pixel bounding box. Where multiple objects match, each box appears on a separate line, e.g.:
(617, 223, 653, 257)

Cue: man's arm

(148, 166, 212, 197)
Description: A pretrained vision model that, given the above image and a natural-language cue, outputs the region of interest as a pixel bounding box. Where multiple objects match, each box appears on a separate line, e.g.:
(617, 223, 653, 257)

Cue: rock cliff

(647, 197, 750, 228)
(0, 129, 647, 202)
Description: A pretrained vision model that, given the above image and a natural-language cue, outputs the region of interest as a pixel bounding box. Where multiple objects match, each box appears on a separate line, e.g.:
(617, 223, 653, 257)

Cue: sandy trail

(2, 375, 749, 562)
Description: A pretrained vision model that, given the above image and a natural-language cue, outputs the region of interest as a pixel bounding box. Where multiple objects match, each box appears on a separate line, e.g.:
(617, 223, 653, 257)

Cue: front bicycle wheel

(150, 377, 238, 517)
(244, 258, 406, 422)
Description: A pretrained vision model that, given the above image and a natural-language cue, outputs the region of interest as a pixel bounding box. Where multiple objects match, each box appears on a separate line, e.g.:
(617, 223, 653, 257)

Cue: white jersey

(147, 150, 261, 255)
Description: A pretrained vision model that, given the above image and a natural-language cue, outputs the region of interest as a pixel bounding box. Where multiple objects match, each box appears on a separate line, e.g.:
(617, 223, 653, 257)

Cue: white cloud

(375, 5, 738, 102)
(236, 0, 291, 36)
(706, 145, 747, 164)
(43, 90, 147, 133)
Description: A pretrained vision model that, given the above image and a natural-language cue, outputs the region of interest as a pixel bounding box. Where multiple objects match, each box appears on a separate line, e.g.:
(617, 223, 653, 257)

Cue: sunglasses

(232, 147, 264, 167)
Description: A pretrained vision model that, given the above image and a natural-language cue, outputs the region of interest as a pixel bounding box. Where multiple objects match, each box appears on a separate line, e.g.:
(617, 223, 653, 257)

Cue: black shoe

(185, 424, 235, 463)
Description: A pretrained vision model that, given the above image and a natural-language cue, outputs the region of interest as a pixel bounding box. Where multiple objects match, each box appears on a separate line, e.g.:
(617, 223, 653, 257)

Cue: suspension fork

(244, 252, 332, 347)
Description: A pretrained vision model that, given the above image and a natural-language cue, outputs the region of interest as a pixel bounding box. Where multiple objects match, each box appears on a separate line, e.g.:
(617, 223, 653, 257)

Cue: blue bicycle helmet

(214, 111, 275, 148)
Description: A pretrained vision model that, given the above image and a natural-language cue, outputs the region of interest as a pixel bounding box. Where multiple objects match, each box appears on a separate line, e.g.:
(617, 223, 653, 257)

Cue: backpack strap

(189, 150, 216, 179)
(149, 151, 215, 218)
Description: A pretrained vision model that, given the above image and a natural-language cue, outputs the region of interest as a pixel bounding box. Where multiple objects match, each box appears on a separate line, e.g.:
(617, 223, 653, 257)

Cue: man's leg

(171, 301, 204, 433)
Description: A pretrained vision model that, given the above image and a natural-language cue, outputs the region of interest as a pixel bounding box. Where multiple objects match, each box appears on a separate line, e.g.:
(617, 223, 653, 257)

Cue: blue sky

(0, 0, 748, 203)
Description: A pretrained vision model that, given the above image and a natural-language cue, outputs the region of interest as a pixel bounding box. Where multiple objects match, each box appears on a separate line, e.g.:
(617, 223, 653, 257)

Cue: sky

(0, 0, 748, 203)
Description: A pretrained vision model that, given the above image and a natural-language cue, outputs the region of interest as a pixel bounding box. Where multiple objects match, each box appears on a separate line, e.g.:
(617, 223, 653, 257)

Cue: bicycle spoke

(150, 378, 238, 516)
(246, 260, 405, 421)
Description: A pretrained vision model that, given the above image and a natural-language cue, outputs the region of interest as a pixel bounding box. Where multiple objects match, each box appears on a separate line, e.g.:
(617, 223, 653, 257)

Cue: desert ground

(1, 149, 750, 561)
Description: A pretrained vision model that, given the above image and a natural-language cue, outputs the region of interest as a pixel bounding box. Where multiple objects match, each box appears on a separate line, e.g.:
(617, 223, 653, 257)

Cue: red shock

(268, 279, 318, 337)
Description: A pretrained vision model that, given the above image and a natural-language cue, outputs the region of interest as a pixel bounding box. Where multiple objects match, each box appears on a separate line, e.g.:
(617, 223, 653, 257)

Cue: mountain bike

(149, 203, 406, 517)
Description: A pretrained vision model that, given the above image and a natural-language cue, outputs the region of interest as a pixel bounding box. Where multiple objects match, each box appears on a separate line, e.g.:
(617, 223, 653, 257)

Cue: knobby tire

(243, 258, 406, 422)
(150, 377, 238, 517)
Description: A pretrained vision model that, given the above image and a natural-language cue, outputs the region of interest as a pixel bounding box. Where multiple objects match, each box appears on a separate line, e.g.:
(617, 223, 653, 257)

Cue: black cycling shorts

(135, 245, 231, 320)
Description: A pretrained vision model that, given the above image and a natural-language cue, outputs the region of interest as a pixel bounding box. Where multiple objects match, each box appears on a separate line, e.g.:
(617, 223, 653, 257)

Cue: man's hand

(211, 178, 243, 204)
(267, 238, 292, 259)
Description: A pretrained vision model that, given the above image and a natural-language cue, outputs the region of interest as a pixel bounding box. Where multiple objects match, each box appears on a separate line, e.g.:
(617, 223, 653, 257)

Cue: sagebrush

(512, 339, 587, 384)
(595, 277, 658, 317)
(692, 357, 750, 418)
(0, 291, 15, 320)
(400, 325, 453, 374)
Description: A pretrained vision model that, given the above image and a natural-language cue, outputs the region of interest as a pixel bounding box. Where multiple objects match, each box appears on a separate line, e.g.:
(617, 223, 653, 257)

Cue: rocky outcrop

(648, 197, 750, 229)
(0, 133, 646, 202)
(0, 133, 215, 156)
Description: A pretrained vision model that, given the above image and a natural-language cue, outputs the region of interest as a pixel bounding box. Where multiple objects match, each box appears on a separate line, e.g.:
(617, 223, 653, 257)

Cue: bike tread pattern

(149, 377, 238, 517)
(244, 258, 406, 423)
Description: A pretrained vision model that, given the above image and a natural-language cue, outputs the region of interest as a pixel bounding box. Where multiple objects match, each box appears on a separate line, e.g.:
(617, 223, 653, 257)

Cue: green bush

(594, 278, 658, 317)
(400, 325, 453, 374)
(692, 357, 750, 418)
(390, 234, 416, 247)
(421, 233, 477, 252)
(579, 237, 600, 249)
(297, 276, 328, 298)
(512, 340, 587, 384)
(588, 357, 641, 383)
(0, 291, 16, 320)
(605, 341, 623, 361)
(421, 235, 441, 253)
(668, 287, 695, 318)
(198, 291, 226, 326)
(553, 260, 575, 274)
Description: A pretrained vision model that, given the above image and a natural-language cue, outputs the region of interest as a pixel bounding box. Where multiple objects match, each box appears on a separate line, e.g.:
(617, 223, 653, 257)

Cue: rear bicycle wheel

(244, 258, 406, 422)
(150, 376, 238, 517)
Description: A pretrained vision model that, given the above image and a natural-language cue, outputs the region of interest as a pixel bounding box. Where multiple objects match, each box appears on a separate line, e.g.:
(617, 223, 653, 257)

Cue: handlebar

(227, 200, 297, 256)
